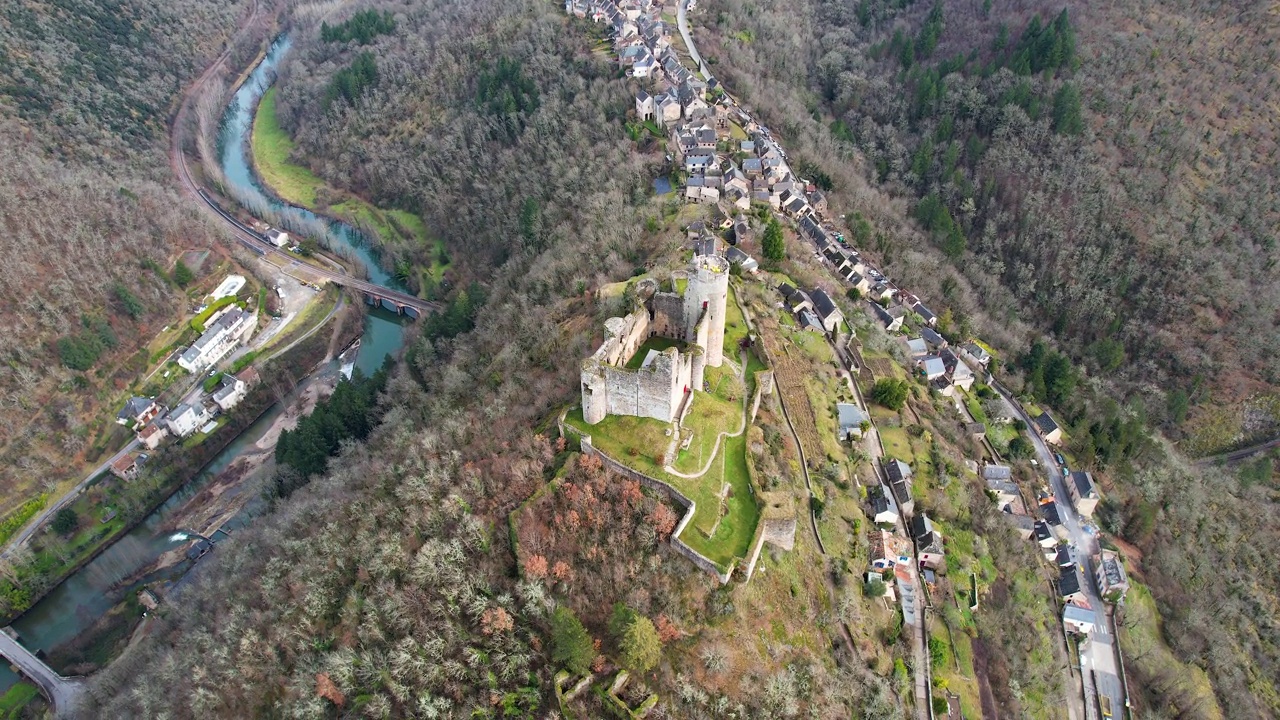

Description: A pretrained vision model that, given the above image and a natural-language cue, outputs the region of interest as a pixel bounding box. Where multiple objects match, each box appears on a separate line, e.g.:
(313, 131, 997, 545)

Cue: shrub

(871, 378, 910, 410)
(52, 508, 78, 535)
(172, 261, 194, 288)
(864, 577, 886, 598)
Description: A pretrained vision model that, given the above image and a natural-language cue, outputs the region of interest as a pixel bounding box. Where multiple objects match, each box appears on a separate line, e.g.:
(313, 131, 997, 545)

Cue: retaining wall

(559, 416, 734, 584)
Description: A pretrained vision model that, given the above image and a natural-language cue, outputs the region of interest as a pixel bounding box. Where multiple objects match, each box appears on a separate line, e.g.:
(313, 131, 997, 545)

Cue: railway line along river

(0, 33, 412, 695)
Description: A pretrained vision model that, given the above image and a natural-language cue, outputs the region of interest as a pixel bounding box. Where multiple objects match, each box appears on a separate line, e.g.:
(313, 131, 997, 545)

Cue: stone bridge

(0, 629, 84, 717)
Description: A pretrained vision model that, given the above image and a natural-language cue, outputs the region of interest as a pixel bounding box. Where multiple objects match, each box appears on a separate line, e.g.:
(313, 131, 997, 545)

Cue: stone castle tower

(580, 255, 731, 425)
(684, 255, 730, 367)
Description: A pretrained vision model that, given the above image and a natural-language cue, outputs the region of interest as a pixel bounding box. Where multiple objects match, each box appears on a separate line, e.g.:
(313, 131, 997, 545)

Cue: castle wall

(650, 292, 684, 340)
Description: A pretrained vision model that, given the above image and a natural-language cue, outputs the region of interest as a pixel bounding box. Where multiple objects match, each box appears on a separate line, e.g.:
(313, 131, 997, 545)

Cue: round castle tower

(684, 255, 730, 367)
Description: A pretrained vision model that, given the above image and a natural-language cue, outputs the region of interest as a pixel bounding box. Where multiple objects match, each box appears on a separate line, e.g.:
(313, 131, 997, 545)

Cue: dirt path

(971, 635, 1001, 720)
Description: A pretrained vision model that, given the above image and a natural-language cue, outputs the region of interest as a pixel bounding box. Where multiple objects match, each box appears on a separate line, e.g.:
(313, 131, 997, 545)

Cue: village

(560, 1, 1132, 718)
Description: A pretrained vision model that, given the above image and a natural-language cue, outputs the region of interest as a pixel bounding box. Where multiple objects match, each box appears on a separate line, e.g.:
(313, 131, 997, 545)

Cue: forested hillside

(699, 0, 1280, 451)
(0, 0, 250, 510)
(691, 0, 1280, 715)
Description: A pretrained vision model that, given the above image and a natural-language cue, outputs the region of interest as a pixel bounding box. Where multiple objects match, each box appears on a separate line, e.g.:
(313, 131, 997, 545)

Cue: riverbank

(252, 85, 449, 281)
(30, 315, 353, 678)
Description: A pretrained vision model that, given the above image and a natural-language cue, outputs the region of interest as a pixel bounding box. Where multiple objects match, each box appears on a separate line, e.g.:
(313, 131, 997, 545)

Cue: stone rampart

(561, 418, 734, 584)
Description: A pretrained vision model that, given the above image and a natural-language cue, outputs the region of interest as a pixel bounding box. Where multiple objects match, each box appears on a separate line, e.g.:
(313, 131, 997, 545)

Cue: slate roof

(982, 464, 1013, 481)
(885, 459, 912, 483)
(1056, 544, 1076, 568)
(1042, 500, 1062, 526)
(118, 396, 154, 421)
(1071, 470, 1097, 499)
(1034, 520, 1053, 544)
(922, 356, 947, 377)
(1035, 411, 1060, 435)
(870, 494, 895, 518)
(811, 288, 840, 322)
(837, 402, 868, 430)
(693, 236, 718, 257)
(1059, 566, 1085, 598)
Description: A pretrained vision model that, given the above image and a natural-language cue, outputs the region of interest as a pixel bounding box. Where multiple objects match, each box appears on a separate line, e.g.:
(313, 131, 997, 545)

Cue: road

(994, 381, 1122, 720)
(1, 439, 140, 559)
(0, 629, 83, 717)
(677, 0, 709, 80)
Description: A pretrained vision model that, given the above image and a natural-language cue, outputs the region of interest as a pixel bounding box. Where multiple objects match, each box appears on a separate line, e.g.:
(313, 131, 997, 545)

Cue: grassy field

(565, 390, 759, 568)
(722, 283, 757, 359)
(678, 432, 756, 565)
(253, 88, 324, 207)
(624, 337, 686, 370)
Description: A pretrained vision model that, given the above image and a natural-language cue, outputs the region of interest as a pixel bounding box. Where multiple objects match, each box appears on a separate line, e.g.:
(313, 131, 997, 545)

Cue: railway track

(169, 23, 439, 315)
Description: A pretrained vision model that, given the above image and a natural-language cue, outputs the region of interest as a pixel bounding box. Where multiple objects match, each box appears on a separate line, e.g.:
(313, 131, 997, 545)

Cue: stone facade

(582, 257, 730, 425)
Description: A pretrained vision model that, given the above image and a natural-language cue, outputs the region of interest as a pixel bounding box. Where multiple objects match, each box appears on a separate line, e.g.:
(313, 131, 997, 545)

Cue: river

(0, 33, 410, 690)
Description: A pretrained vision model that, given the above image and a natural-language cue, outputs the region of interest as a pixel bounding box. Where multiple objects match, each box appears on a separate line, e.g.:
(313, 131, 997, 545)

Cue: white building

(166, 403, 211, 437)
(178, 308, 256, 374)
(212, 373, 249, 411)
(266, 228, 289, 247)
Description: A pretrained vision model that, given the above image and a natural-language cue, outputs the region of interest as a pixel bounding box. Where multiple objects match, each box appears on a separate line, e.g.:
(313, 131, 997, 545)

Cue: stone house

(109, 453, 140, 481)
(810, 288, 844, 334)
(922, 327, 947, 350)
(837, 402, 869, 441)
(904, 338, 929, 359)
(1067, 470, 1100, 517)
(870, 492, 899, 525)
(962, 342, 991, 367)
(884, 459, 914, 516)
(1063, 604, 1097, 635)
(911, 513, 945, 570)
(725, 246, 758, 273)
(870, 529, 911, 570)
(870, 302, 902, 333)
(635, 90, 654, 121)
(1095, 549, 1130, 600)
(920, 355, 947, 380)
(137, 422, 169, 450)
(116, 396, 161, 428)
(1058, 565, 1089, 606)
(1035, 411, 1063, 445)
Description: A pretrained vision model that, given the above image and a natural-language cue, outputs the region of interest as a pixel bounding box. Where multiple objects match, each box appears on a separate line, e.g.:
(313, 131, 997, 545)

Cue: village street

(996, 381, 1122, 720)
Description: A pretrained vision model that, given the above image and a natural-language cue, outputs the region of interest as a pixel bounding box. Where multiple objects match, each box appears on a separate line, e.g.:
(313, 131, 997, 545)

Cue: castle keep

(582, 256, 730, 425)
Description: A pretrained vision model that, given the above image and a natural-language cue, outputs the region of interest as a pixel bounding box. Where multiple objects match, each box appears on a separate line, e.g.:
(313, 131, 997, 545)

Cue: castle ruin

(582, 255, 730, 425)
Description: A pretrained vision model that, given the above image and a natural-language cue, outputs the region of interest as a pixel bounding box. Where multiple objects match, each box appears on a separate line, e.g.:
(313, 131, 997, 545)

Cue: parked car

(1054, 452, 1066, 466)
